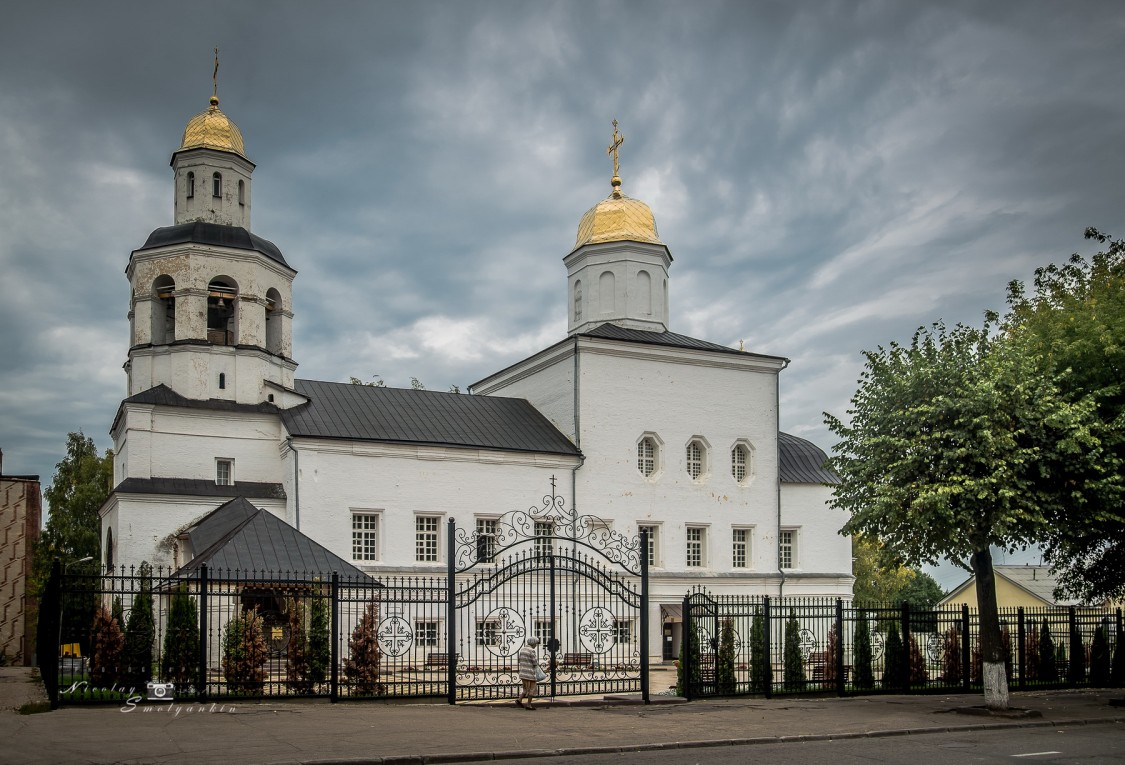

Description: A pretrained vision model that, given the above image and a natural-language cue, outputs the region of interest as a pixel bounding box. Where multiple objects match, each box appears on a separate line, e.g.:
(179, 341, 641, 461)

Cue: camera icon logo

(147, 681, 175, 701)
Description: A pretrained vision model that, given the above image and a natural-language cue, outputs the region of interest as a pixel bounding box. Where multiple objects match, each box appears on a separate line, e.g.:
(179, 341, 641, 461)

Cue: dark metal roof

(172, 497, 372, 580)
(579, 323, 788, 362)
(283, 380, 581, 456)
(778, 432, 839, 484)
(113, 477, 286, 500)
(123, 384, 279, 414)
(135, 221, 291, 269)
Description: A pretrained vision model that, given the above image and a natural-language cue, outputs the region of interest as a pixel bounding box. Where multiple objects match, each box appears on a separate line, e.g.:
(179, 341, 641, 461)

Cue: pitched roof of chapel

(283, 379, 581, 456)
(135, 221, 291, 269)
(171, 497, 373, 580)
(113, 476, 286, 500)
(579, 323, 787, 361)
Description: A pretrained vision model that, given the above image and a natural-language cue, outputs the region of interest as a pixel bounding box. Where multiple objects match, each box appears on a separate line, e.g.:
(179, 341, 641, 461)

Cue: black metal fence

(682, 588, 1124, 699)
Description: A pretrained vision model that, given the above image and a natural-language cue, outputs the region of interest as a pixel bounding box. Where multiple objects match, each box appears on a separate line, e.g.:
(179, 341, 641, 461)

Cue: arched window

(218, 372, 226, 390)
(600, 271, 616, 313)
(637, 436, 661, 477)
(186, 171, 195, 199)
(265, 288, 283, 354)
(212, 172, 222, 198)
(732, 444, 748, 483)
(151, 276, 176, 344)
(573, 281, 582, 322)
(686, 437, 709, 480)
(238, 179, 245, 206)
(207, 277, 238, 345)
(105, 527, 114, 569)
(638, 270, 652, 315)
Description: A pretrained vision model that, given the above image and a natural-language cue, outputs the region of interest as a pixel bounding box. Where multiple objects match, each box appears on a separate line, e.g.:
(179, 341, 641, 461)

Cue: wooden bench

(561, 652, 594, 669)
(425, 652, 458, 669)
(808, 651, 850, 683)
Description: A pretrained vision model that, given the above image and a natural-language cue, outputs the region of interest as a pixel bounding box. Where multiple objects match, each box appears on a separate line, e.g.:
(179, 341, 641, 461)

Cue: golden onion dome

(177, 96, 247, 159)
(574, 178, 663, 250)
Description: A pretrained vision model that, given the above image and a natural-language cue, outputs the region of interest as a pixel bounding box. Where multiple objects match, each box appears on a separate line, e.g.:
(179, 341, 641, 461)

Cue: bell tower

(124, 58, 297, 406)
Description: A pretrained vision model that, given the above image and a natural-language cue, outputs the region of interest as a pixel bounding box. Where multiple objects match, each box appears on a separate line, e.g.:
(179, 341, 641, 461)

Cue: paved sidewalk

(1, 667, 1122, 765)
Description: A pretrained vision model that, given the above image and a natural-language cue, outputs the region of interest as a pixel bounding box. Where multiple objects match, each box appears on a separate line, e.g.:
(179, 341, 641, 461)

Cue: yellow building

(940, 565, 1092, 610)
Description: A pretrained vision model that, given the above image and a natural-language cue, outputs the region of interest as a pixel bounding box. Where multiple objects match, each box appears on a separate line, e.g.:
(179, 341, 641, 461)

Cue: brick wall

(0, 476, 41, 666)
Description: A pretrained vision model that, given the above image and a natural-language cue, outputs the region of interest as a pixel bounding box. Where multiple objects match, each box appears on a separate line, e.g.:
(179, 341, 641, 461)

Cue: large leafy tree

(852, 535, 943, 608)
(1003, 228, 1125, 601)
(826, 320, 1104, 709)
(31, 432, 113, 594)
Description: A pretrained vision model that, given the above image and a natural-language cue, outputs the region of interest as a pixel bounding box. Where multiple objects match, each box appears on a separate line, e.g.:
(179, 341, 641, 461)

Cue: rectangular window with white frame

(534, 619, 553, 646)
(476, 619, 499, 646)
(476, 518, 498, 563)
(415, 620, 440, 648)
(215, 458, 234, 486)
(534, 521, 554, 557)
(416, 515, 440, 562)
(614, 619, 633, 645)
(779, 528, 798, 570)
(686, 526, 706, 568)
(638, 524, 659, 568)
(732, 527, 752, 569)
(352, 511, 380, 561)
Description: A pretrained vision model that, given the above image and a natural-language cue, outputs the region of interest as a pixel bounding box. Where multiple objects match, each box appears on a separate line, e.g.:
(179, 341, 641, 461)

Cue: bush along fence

(681, 587, 1125, 700)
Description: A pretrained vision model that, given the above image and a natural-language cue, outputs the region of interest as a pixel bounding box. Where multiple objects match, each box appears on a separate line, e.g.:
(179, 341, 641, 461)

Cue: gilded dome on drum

(177, 96, 247, 159)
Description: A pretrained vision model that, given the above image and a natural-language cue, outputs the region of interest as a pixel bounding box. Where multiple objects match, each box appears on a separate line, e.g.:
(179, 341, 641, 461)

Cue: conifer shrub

(908, 634, 928, 685)
(882, 623, 905, 690)
(89, 603, 124, 687)
(345, 602, 386, 695)
(121, 563, 155, 689)
(853, 609, 875, 691)
(715, 618, 737, 695)
(286, 598, 314, 694)
(1023, 622, 1040, 681)
(782, 610, 805, 692)
(675, 622, 702, 696)
(222, 608, 268, 693)
(940, 626, 962, 684)
(160, 585, 200, 692)
(749, 609, 769, 694)
(111, 596, 125, 631)
(1038, 620, 1058, 682)
(1067, 626, 1087, 685)
(1111, 629, 1125, 688)
(308, 592, 330, 689)
(1089, 626, 1111, 687)
(823, 622, 840, 685)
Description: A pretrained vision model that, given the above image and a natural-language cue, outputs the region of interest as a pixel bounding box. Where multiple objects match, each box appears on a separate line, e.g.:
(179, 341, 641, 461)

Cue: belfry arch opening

(151, 276, 176, 344)
(265, 287, 283, 355)
(207, 277, 238, 345)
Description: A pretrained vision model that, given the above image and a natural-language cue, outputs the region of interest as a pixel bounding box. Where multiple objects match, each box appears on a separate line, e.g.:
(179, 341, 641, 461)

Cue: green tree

(853, 608, 875, 690)
(160, 585, 200, 692)
(827, 320, 1104, 709)
(852, 535, 914, 604)
(1111, 629, 1125, 687)
(675, 624, 702, 696)
(308, 592, 330, 688)
(749, 609, 769, 694)
(121, 563, 155, 690)
(715, 618, 736, 695)
(1003, 229, 1125, 602)
(222, 609, 268, 693)
(782, 610, 805, 692)
(285, 598, 314, 694)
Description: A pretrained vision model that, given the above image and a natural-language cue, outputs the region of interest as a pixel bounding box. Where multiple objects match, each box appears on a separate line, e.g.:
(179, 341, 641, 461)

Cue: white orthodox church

(99, 89, 852, 662)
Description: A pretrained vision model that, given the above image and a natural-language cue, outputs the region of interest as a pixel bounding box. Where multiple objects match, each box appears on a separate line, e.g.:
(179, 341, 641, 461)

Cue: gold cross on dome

(607, 119, 624, 178)
(213, 47, 220, 99)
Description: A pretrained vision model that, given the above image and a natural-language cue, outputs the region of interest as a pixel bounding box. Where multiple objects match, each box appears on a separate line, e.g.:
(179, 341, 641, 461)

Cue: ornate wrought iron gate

(445, 484, 648, 703)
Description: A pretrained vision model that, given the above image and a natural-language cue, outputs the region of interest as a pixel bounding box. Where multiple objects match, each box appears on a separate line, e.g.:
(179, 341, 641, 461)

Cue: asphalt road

(463, 722, 1125, 765)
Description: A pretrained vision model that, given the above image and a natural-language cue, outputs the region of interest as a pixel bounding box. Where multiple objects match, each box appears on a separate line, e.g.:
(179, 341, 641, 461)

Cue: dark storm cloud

(2, 1, 1123, 589)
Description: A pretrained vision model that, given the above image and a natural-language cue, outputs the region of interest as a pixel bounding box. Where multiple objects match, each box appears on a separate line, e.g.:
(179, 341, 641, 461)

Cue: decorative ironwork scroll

(376, 616, 414, 657)
(452, 476, 643, 574)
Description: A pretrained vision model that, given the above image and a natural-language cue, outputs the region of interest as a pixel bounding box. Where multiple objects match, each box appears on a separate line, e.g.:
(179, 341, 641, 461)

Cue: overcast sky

(2, 1, 1123, 589)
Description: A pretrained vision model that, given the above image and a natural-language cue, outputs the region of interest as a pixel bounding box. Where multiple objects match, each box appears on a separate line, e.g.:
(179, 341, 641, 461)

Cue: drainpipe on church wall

(776, 359, 790, 599)
(288, 438, 300, 532)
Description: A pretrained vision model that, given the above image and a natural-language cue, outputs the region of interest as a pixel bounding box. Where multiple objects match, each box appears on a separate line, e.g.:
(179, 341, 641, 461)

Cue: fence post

(763, 594, 772, 699)
(1118, 609, 1123, 688)
(1068, 606, 1079, 687)
(640, 528, 650, 705)
(901, 601, 911, 694)
(446, 519, 457, 705)
(1017, 606, 1026, 691)
(36, 559, 61, 709)
(682, 592, 693, 700)
(330, 572, 340, 703)
(198, 564, 208, 702)
(961, 604, 971, 691)
(835, 599, 845, 697)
